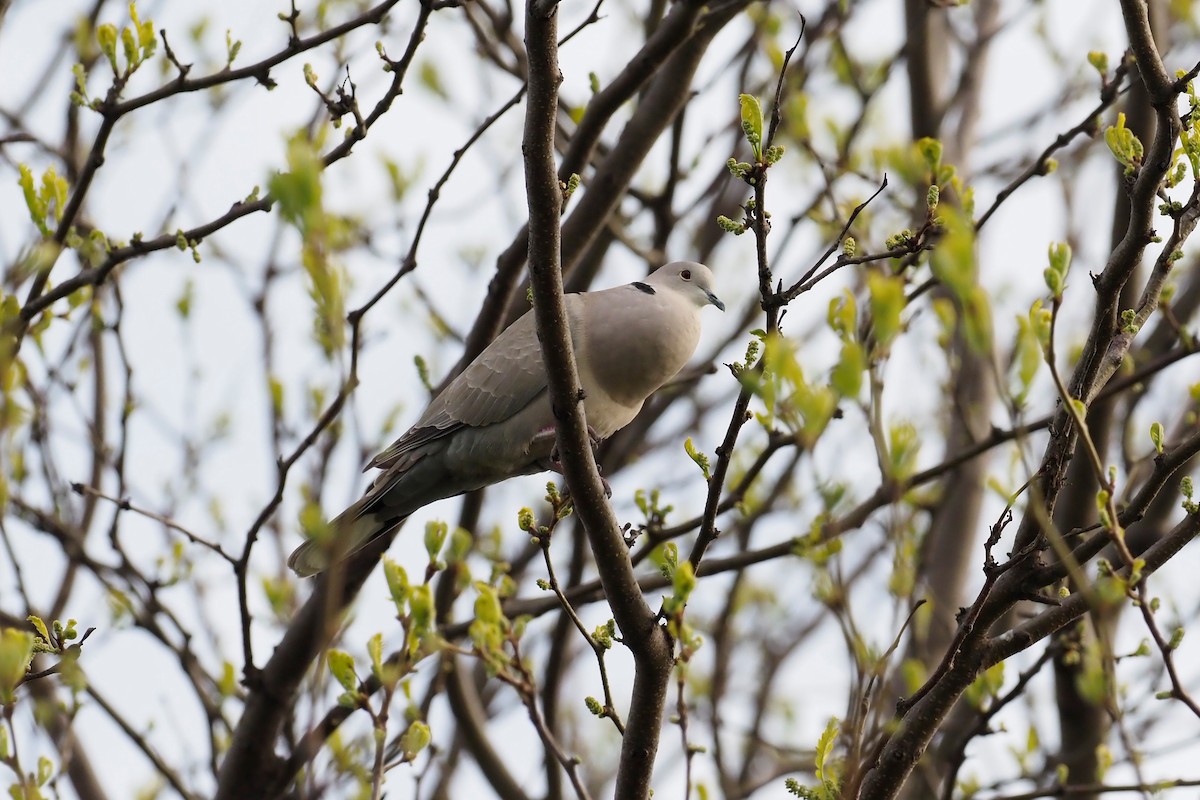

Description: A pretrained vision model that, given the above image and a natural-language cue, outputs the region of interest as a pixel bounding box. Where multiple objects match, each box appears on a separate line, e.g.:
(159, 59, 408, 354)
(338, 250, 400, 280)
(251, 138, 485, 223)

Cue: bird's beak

(706, 291, 726, 312)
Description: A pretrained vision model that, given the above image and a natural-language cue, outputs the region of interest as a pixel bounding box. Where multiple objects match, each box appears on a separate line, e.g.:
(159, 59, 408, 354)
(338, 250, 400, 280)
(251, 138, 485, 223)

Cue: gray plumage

(289, 261, 724, 576)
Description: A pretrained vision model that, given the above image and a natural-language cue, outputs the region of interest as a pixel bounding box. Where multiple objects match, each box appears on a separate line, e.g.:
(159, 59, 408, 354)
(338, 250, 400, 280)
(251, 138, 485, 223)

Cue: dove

(288, 261, 725, 576)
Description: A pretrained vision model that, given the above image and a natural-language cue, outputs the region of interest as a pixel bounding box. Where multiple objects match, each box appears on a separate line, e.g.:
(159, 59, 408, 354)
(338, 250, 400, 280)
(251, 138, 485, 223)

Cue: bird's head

(647, 261, 725, 311)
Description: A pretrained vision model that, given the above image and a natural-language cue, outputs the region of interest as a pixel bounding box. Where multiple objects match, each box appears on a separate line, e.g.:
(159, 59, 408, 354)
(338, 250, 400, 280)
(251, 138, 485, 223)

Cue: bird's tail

(287, 496, 403, 577)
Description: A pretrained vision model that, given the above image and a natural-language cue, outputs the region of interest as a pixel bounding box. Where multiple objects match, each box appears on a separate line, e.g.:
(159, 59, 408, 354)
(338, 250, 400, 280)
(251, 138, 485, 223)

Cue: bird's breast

(574, 294, 701, 435)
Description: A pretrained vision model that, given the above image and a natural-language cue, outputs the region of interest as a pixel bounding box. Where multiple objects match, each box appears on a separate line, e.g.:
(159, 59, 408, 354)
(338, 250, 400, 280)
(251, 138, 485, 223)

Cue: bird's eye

(681, 269, 692, 281)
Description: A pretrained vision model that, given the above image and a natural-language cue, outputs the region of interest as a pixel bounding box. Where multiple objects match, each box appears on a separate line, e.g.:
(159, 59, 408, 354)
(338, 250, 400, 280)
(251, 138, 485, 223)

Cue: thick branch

(522, 5, 671, 798)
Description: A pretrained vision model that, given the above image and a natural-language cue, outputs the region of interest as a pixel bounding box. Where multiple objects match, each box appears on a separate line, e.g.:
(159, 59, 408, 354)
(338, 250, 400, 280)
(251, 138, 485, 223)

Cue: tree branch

(523, 5, 672, 797)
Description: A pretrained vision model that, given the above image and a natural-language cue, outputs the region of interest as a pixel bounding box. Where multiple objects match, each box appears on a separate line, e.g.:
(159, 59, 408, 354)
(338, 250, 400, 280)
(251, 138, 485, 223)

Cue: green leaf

(174, 278, 194, 320)
(867, 272, 905, 347)
(1104, 112, 1144, 172)
(267, 133, 324, 229)
(964, 662, 1003, 709)
(1013, 307, 1045, 403)
(1150, 421, 1165, 454)
(961, 285, 993, 354)
(398, 720, 431, 761)
(671, 561, 696, 605)
(830, 341, 864, 398)
(684, 437, 711, 480)
(42, 168, 67, 226)
(473, 583, 505, 627)
(409, 584, 433, 631)
(225, 29, 242, 67)
(97, 23, 119, 73)
(915, 137, 942, 172)
(827, 290, 856, 338)
(1096, 489, 1113, 530)
(447, 527, 472, 563)
(18, 164, 49, 236)
(1075, 648, 1108, 705)
(593, 619, 615, 650)
(887, 423, 921, 482)
(267, 375, 284, 415)
(814, 716, 840, 790)
(899, 658, 927, 695)
(383, 558, 410, 613)
(0, 627, 35, 704)
(367, 632, 383, 678)
(217, 661, 238, 697)
(419, 61, 448, 100)
(1043, 268, 1062, 300)
(796, 384, 837, 447)
(270, 132, 348, 363)
(929, 207, 977, 299)
(785, 91, 809, 140)
(517, 506, 536, 535)
(650, 542, 679, 578)
(738, 93, 764, 161)
(27, 616, 49, 645)
(1044, 241, 1072, 300)
(381, 156, 419, 203)
(716, 214, 746, 234)
(424, 520, 448, 561)
(121, 25, 137, 69)
(129, 3, 156, 55)
(327, 650, 358, 693)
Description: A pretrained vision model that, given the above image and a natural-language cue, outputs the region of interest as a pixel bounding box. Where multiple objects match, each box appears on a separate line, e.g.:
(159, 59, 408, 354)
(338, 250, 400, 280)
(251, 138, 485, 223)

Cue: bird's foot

(533, 425, 610, 497)
(541, 424, 604, 465)
(541, 451, 613, 500)
(557, 471, 613, 502)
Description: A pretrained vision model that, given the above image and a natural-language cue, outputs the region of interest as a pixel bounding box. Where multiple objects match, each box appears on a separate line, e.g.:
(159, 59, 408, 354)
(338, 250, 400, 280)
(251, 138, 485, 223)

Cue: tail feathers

(288, 501, 402, 577)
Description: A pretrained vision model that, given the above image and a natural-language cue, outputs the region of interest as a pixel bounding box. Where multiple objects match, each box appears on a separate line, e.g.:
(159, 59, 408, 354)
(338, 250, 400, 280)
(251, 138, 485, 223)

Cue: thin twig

(69, 483, 234, 563)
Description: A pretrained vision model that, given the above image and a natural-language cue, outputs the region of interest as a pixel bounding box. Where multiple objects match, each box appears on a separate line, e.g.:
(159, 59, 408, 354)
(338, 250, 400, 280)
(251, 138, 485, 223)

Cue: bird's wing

(366, 306, 551, 471)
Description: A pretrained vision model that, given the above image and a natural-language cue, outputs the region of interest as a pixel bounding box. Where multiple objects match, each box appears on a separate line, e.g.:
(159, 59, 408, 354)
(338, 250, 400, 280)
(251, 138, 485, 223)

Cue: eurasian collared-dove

(288, 261, 724, 576)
